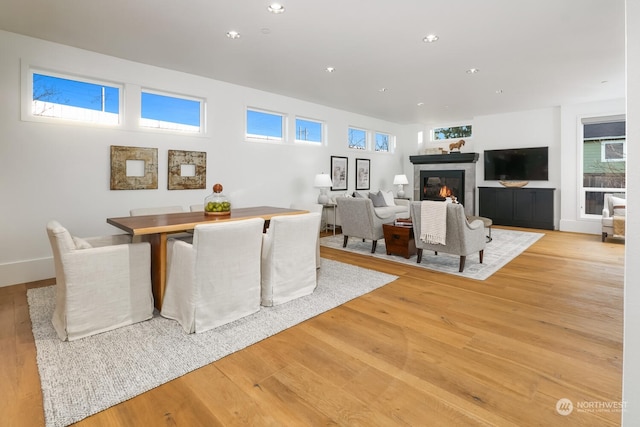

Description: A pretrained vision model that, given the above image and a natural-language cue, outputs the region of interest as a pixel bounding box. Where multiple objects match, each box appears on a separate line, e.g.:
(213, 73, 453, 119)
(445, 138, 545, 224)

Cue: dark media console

(478, 187, 555, 230)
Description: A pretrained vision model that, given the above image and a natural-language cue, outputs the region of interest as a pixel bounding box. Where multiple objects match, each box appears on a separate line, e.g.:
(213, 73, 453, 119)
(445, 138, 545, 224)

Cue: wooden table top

(107, 206, 307, 235)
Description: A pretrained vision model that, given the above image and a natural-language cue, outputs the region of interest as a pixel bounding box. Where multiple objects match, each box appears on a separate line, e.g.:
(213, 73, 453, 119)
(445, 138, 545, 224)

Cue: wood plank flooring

(0, 227, 624, 426)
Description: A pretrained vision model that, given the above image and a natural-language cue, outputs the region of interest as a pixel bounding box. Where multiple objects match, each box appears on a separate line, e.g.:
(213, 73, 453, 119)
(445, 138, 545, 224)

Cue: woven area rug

(321, 228, 544, 280)
(27, 260, 397, 427)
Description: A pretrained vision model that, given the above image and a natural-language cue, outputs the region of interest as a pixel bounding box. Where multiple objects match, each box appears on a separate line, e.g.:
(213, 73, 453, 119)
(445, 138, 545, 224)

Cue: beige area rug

(321, 228, 544, 280)
(27, 260, 398, 427)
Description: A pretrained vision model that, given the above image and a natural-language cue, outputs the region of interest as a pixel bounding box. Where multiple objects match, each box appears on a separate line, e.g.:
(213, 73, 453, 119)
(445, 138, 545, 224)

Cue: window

(375, 132, 391, 152)
(295, 117, 323, 144)
(141, 91, 203, 133)
(581, 118, 626, 216)
(348, 127, 367, 150)
(246, 108, 285, 141)
(31, 71, 120, 125)
(432, 125, 472, 141)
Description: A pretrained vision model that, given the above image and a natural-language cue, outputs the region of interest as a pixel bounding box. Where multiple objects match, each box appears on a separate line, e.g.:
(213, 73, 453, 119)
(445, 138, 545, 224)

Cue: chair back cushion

(191, 217, 265, 331)
(261, 213, 320, 306)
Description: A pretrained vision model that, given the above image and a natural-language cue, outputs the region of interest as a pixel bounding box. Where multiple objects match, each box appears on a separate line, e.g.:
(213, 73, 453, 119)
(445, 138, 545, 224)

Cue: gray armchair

(336, 197, 395, 253)
(410, 202, 486, 272)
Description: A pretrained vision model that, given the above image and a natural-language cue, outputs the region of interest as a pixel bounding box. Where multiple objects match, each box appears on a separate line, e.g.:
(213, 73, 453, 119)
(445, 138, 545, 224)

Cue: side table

(321, 203, 337, 236)
(383, 223, 417, 259)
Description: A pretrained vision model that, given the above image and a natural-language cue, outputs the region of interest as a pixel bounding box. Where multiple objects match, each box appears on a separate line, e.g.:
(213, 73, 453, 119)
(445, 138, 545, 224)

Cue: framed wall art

(330, 156, 348, 191)
(355, 158, 370, 190)
(110, 145, 158, 190)
(167, 150, 207, 190)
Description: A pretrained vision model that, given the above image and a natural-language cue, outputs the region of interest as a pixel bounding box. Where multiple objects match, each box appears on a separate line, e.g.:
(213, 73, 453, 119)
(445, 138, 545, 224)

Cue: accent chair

(336, 197, 396, 253)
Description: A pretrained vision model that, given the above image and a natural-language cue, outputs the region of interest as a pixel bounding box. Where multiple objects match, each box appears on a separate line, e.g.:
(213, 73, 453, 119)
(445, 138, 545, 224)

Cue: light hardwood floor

(0, 227, 624, 426)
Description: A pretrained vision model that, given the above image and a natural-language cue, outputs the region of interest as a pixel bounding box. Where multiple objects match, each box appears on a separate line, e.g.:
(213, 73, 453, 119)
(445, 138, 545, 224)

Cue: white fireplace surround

(410, 153, 479, 216)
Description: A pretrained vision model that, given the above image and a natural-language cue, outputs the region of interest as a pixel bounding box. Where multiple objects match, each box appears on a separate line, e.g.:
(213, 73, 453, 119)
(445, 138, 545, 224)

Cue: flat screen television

(484, 147, 549, 181)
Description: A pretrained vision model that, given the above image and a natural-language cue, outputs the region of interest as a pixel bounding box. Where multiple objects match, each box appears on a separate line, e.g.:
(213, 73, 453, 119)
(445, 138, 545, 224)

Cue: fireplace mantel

(410, 153, 479, 164)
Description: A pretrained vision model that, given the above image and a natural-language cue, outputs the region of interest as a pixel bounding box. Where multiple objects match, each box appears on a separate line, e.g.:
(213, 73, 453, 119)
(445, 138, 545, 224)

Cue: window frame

(348, 126, 368, 150)
(294, 116, 324, 145)
(431, 124, 473, 141)
(24, 67, 123, 127)
(374, 131, 392, 153)
(578, 115, 626, 219)
(245, 107, 287, 142)
(139, 88, 205, 134)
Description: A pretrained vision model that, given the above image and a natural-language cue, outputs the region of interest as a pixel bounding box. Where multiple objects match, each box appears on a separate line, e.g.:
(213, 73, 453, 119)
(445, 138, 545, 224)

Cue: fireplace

(420, 170, 465, 206)
(410, 152, 479, 216)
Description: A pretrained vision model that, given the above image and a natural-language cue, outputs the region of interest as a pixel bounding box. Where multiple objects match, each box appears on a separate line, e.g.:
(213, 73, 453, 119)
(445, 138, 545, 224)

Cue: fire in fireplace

(420, 170, 465, 206)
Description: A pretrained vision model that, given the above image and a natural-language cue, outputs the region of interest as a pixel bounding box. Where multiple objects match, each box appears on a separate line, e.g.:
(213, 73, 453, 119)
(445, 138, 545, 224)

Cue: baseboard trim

(0, 257, 54, 287)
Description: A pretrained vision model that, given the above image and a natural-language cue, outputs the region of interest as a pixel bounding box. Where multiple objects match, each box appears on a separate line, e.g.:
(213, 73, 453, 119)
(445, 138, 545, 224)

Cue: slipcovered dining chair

(290, 202, 323, 268)
(261, 212, 321, 306)
(160, 218, 265, 333)
(46, 220, 154, 341)
(410, 202, 486, 272)
(336, 197, 395, 253)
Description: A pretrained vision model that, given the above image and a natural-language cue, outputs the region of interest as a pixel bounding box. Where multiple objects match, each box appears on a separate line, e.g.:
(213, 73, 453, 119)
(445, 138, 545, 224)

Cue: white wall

(623, 0, 640, 424)
(0, 30, 410, 286)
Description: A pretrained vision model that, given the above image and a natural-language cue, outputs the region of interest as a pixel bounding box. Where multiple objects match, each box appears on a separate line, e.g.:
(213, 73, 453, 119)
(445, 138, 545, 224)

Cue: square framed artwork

(110, 145, 158, 190)
(168, 150, 207, 190)
(355, 158, 370, 190)
(330, 156, 348, 191)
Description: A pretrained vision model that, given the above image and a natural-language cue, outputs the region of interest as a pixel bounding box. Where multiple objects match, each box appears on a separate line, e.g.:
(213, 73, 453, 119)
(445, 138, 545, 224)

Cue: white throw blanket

(420, 200, 448, 245)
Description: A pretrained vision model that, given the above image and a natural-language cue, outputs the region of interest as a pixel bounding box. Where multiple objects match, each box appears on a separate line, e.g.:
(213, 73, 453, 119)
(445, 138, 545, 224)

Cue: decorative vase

(204, 183, 231, 216)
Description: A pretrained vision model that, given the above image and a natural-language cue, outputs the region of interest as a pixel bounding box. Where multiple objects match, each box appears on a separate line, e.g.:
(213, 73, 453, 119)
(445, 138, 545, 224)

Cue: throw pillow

(380, 190, 396, 206)
(610, 196, 626, 216)
(72, 236, 92, 250)
(369, 191, 387, 207)
(353, 191, 365, 198)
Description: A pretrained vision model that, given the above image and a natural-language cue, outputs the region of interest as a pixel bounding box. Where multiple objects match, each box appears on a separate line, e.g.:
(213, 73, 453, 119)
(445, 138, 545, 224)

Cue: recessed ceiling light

(495, 89, 503, 94)
(267, 3, 285, 13)
(378, 88, 387, 92)
(466, 68, 479, 74)
(325, 67, 335, 73)
(423, 34, 439, 43)
(226, 31, 240, 39)
(417, 102, 424, 106)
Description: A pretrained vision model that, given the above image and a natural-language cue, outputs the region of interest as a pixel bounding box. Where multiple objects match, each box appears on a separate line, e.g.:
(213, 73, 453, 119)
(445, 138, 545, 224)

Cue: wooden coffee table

(383, 222, 417, 259)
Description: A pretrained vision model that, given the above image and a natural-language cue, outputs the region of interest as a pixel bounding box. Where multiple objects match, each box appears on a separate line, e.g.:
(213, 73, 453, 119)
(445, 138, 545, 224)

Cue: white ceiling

(0, 0, 626, 125)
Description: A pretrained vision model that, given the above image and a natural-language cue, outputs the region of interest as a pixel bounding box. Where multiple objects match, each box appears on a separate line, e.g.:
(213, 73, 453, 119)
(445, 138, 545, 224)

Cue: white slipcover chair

(46, 220, 154, 341)
(261, 212, 321, 306)
(160, 217, 265, 333)
(289, 203, 323, 268)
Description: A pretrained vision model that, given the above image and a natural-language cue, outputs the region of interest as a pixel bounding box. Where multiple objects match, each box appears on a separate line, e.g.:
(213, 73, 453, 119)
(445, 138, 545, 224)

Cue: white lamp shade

(393, 174, 409, 185)
(314, 173, 333, 188)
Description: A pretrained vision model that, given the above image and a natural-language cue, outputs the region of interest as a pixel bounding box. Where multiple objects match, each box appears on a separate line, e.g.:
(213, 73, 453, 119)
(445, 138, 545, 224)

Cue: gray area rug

(27, 259, 398, 427)
(321, 228, 544, 280)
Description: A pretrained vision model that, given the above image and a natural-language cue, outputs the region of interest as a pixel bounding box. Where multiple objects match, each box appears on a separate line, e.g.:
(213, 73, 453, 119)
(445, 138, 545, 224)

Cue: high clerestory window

(140, 90, 203, 133)
(348, 127, 367, 150)
(246, 108, 285, 141)
(295, 117, 323, 144)
(31, 71, 121, 125)
(432, 125, 472, 141)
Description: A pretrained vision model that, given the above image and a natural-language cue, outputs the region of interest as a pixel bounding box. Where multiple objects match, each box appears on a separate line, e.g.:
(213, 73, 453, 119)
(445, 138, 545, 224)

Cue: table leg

(148, 233, 168, 311)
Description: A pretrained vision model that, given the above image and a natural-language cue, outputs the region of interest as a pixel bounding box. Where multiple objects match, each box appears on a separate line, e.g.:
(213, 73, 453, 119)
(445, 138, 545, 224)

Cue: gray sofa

(330, 191, 410, 227)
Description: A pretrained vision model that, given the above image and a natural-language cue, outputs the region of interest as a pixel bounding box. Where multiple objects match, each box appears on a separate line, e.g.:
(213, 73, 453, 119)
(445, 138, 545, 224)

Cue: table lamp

(314, 173, 333, 204)
(393, 174, 409, 198)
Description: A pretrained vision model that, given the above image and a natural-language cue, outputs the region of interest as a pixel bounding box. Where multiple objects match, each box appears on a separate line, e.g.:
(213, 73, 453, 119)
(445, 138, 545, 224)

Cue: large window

(31, 71, 120, 125)
(432, 125, 472, 141)
(295, 117, 323, 144)
(581, 118, 626, 216)
(140, 91, 203, 133)
(246, 108, 285, 141)
(348, 127, 367, 150)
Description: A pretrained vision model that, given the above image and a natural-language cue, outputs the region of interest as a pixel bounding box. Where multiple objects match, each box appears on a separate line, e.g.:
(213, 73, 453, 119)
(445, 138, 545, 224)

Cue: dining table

(107, 206, 308, 310)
